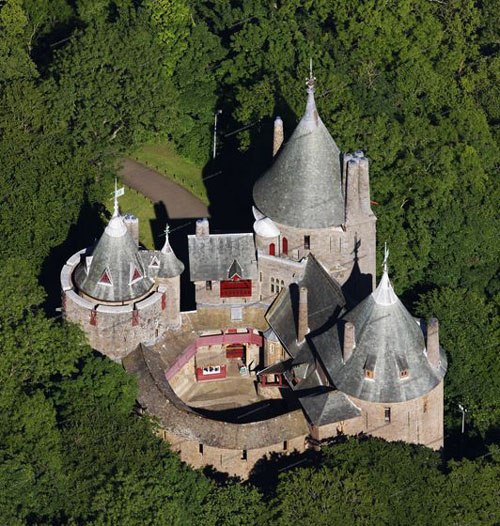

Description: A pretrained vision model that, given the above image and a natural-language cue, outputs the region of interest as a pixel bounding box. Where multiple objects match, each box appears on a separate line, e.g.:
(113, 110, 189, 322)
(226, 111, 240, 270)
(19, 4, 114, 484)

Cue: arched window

(282, 237, 288, 255)
(269, 243, 275, 256)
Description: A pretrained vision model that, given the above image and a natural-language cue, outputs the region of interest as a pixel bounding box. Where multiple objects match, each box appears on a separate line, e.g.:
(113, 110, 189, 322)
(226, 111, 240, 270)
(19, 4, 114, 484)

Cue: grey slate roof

(253, 86, 345, 228)
(299, 390, 361, 426)
(188, 233, 258, 281)
(266, 254, 346, 363)
(74, 215, 154, 302)
(327, 271, 448, 403)
(140, 234, 184, 279)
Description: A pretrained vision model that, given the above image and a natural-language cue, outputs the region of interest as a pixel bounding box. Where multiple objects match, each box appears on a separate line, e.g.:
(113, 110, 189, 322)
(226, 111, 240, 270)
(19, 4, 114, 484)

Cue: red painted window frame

(269, 243, 275, 256)
(282, 237, 288, 255)
(220, 279, 252, 297)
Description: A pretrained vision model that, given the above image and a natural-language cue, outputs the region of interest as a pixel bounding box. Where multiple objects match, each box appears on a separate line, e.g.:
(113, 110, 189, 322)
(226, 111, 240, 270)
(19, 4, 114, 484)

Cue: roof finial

(383, 241, 389, 274)
(161, 223, 171, 254)
(112, 178, 119, 218)
(306, 57, 316, 93)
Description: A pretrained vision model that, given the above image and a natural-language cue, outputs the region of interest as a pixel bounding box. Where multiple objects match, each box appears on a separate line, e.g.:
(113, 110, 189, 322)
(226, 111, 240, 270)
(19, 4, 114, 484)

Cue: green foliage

(416, 288, 500, 434)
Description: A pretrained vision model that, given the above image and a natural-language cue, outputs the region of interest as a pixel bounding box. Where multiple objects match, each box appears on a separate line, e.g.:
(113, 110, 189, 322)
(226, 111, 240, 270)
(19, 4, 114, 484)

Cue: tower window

(205, 280, 212, 291)
(304, 235, 310, 249)
(98, 268, 112, 286)
(269, 243, 276, 256)
(282, 237, 288, 255)
(283, 440, 288, 451)
(364, 368, 374, 379)
(384, 407, 391, 422)
(241, 450, 247, 461)
(199, 443, 203, 455)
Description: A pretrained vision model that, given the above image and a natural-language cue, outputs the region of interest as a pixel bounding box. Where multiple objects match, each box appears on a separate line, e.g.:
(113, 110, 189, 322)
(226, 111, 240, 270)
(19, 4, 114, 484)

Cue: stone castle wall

(314, 382, 444, 450)
(159, 429, 307, 479)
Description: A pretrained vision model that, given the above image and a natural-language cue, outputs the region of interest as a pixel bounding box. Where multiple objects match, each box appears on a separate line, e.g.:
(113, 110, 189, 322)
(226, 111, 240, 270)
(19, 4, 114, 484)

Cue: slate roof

(188, 233, 258, 281)
(266, 254, 346, 363)
(327, 270, 448, 403)
(74, 215, 154, 302)
(299, 390, 361, 426)
(253, 84, 345, 229)
(141, 233, 184, 279)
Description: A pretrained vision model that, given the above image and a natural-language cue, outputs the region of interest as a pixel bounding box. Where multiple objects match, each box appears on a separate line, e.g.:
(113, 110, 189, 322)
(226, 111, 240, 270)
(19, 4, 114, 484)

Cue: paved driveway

(118, 159, 209, 218)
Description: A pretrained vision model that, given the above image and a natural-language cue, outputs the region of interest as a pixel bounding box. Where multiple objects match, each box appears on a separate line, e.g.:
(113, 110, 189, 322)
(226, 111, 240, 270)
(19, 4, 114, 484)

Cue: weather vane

(111, 177, 124, 217)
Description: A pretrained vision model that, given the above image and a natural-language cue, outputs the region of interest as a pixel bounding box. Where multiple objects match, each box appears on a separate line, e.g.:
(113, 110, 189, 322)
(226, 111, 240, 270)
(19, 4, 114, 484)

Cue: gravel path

(118, 159, 209, 218)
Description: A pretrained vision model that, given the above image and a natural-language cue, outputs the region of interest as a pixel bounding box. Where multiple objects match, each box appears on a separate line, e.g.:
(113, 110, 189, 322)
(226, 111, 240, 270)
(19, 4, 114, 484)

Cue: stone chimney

(196, 218, 210, 237)
(122, 214, 139, 246)
(427, 317, 440, 367)
(358, 157, 372, 216)
(343, 321, 355, 362)
(273, 116, 284, 156)
(345, 158, 361, 223)
(297, 286, 309, 344)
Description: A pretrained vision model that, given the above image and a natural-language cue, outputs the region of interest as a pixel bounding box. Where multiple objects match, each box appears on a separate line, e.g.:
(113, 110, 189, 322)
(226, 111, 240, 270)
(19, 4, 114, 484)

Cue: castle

(61, 74, 447, 479)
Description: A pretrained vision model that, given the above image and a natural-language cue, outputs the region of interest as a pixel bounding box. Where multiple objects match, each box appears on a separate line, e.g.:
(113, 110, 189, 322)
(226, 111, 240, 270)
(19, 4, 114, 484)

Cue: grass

(104, 183, 156, 249)
(130, 140, 209, 205)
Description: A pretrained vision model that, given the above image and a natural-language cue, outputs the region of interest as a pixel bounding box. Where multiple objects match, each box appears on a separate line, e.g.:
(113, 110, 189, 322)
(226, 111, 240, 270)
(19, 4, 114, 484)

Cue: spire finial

(306, 57, 316, 93)
(113, 178, 119, 218)
(161, 223, 172, 254)
(383, 241, 389, 274)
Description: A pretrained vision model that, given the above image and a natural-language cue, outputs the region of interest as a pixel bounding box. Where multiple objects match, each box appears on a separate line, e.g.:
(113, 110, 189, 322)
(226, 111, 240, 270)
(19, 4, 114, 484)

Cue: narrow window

(384, 407, 391, 422)
(423, 399, 428, 413)
(283, 440, 288, 451)
(241, 450, 247, 461)
(199, 443, 204, 455)
(269, 243, 275, 256)
(205, 280, 212, 291)
(282, 237, 288, 255)
(304, 235, 310, 249)
(259, 272, 262, 282)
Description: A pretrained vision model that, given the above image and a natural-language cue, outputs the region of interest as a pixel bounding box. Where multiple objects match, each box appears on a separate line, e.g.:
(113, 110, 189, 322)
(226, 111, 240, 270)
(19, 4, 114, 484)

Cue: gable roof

(188, 233, 258, 281)
(253, 84, 344, 229)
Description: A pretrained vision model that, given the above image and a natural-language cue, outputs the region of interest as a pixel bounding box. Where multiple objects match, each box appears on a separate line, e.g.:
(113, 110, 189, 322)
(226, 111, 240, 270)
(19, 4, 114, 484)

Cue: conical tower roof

(330, 264, 447, 403)
(74, 213, 154, 302)
(143, 225, 184, 279)
(253, 77, 344, 228)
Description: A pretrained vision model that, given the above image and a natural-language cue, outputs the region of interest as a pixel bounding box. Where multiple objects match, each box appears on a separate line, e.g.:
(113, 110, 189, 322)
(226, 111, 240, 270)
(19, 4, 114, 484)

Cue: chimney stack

(195, 218, 209, 237)
(427, 317, 440, 368)
(358, 157, 372, 216)
(297, 286, 309, 344)
(343, 321, 355, 362)
(345, 158, 361, 223)
(273, 116, 284, 156)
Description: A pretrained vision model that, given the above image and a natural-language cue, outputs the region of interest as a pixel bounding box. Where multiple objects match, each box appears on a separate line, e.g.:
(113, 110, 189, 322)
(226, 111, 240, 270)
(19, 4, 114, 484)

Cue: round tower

(332, 250, 447, 449)
(252, 73, 376, 303)
(61, 198, 184, 361)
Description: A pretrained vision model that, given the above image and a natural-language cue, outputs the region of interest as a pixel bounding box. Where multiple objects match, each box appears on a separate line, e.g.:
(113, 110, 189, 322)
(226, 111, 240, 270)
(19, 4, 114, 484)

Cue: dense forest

(0, 0, 498, 524)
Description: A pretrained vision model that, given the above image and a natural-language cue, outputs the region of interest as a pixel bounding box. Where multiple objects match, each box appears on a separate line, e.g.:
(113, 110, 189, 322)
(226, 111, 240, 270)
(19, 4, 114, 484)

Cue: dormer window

(98, 268, 112, 286)
(149, 255, 160, 268)
(400, 369, 410, 379)
(130, 264, 142, 284)
(396, 355, 409, 380)
(364, 354, 376, 380)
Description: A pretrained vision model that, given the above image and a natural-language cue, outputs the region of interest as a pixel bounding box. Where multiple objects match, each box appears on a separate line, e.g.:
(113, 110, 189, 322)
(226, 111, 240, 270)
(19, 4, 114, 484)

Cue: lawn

(130, 140, 208, 205)
(104, 183, 156, 249)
